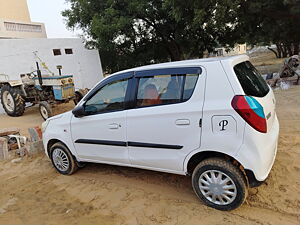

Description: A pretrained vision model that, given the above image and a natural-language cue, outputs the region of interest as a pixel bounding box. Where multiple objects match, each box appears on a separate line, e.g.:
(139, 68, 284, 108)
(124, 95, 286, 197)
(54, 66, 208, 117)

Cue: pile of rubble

(0, 127, 44, 161)
(266, 55, 300, 89)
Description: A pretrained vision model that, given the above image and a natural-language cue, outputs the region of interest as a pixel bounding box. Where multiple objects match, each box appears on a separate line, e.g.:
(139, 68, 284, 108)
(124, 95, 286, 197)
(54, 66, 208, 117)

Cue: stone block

(28, 141, 44, 155)
(0, 137, 9, 160)
(0, 128, 20, 137)
(28, 127, 42, 142)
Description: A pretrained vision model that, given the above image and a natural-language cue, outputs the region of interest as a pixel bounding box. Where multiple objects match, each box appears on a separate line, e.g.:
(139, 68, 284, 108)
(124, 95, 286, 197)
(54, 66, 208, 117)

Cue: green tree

(235, 0, 300, 58)
(63, 0, 241, 73)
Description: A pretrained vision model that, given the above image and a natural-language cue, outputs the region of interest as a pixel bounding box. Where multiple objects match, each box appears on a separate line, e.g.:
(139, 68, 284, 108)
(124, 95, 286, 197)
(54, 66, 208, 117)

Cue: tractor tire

(39, 101, 53, 121)
(0, 85, 25, 117)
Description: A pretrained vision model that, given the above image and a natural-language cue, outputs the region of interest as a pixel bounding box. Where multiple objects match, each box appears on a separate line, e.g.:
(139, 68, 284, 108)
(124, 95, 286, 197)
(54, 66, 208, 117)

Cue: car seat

(141, 84, 162, 106)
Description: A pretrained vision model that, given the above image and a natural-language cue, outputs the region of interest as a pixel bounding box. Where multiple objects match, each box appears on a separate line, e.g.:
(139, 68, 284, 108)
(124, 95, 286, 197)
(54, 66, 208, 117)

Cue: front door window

(84, 79, 129, 115)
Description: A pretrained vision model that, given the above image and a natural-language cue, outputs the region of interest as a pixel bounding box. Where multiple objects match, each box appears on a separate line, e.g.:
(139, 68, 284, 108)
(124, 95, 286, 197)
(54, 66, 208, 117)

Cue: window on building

(65, 49, 73, 55)
(53, 49, 61, 56)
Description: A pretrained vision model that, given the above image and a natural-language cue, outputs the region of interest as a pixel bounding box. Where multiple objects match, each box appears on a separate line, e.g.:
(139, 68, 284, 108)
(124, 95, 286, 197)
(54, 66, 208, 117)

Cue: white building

(0, 38, 103, 89)
(0, 0, 47, 39)
(0, 38, 103, 114)
(214, 44, 247, 57)
(0, 0, 103, 114)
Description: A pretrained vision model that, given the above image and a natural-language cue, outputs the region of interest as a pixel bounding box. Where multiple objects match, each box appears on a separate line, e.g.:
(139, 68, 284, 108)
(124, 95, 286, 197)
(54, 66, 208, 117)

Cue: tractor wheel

(0, 85, 25, 117)
(39, 101, 53, 120)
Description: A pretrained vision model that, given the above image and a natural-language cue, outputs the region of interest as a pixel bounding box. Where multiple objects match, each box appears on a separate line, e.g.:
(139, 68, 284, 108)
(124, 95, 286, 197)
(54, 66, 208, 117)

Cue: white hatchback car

(43, 55, 279, 210)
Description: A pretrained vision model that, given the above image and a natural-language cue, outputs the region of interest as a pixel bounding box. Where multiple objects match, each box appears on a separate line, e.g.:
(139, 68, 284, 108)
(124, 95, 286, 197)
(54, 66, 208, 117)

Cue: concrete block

(0, 128, 20, 137)
(28, 127, 42, 142)
(0, 137, 9, 160)
(28, 141, 44, 155)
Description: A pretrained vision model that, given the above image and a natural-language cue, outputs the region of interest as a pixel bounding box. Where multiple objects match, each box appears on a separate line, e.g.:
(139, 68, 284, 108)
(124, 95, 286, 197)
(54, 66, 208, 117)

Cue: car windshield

(234, 61, 269, 97)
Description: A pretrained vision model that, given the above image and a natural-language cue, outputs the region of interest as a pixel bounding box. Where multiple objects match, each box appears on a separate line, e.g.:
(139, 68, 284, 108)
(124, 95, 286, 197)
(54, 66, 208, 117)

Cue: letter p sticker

(219, 120, 228, 131)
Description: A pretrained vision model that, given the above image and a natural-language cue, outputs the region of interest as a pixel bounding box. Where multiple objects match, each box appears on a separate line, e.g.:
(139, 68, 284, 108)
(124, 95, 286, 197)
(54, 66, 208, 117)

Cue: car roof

(104, 54, 249, 80)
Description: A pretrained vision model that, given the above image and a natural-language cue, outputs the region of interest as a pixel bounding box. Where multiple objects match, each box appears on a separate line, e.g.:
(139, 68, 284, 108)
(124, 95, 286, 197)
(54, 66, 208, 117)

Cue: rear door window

(135, 68, 201, 108)
(234, 61, 269, 97)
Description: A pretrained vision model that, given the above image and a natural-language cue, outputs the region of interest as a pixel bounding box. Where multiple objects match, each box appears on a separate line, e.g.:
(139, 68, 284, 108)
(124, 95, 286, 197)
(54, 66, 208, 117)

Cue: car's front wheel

(49, 142, 78, 175)
(192, 158, 247, 211)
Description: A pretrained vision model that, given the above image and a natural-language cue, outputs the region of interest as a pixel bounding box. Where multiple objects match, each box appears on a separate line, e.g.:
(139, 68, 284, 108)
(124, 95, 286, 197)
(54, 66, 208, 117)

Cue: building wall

(0, 38, 103, 114)
(215, 44, 247, 57)
(0, 0, 47, 38)
(0, 19, 47, 39)
(0, 0, 31, 22)
(0, 38, 103, 90)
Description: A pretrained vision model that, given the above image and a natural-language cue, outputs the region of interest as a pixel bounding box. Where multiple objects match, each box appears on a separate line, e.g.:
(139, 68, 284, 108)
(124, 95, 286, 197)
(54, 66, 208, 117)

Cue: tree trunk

(276, 43, 283, 58)
(286, 43, 292, 57)
(293, 42, 299, 55)
(282, 44, 288, 58)
(167, 41, 184, 61)
(268, 47, 279, 58)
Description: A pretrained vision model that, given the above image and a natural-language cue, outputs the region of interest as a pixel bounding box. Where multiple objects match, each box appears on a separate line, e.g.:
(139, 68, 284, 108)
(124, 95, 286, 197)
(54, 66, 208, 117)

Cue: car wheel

(49, 142, 78, 175)
(192, 158, 247, 211)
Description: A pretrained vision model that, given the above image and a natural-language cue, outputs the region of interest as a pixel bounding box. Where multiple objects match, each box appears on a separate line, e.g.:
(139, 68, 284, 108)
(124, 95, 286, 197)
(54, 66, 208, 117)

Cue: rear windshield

(234, 61, 269, 97)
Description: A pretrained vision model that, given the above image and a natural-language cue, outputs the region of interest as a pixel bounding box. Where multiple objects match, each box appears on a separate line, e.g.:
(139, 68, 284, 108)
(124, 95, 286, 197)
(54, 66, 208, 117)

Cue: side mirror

(72, 105, 86, 118)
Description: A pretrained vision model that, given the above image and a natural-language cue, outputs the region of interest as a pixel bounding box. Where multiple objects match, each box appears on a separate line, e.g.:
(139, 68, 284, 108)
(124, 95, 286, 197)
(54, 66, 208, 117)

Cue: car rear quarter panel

(184, 61, 246, 171)
(236, 114, 279, 181)
(220, 55, 249, 95)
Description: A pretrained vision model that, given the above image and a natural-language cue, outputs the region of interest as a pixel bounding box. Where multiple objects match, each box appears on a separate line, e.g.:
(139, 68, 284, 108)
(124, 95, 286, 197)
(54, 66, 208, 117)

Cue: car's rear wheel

(49, 142, 78, 175)
(192, 158, 247, 211)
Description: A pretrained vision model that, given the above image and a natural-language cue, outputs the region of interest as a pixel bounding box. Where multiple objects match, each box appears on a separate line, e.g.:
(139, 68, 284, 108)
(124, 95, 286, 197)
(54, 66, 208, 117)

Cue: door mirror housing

(72, 105, 86, 118)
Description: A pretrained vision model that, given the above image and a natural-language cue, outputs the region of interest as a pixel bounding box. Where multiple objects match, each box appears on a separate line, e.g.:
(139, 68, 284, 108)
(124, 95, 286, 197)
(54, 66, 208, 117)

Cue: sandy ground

(0, 87, 300, 225)
(0, 103, 75, 136)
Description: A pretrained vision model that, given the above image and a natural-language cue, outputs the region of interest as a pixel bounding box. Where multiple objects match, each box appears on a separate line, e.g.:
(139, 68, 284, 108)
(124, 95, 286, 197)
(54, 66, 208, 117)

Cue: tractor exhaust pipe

(36, 62, 43, 86)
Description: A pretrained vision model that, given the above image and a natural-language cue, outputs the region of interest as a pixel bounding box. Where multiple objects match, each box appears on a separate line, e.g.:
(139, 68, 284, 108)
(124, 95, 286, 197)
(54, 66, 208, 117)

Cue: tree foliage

(63, 0, 300, 72)
(234, 0, 300, 58)
(63, 0, 240, 73)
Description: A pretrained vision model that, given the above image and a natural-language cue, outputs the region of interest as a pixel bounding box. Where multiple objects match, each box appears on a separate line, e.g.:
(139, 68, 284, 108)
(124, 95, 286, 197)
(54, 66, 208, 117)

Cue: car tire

(49, 142, 78, 175)
(192, 157, 247, 211)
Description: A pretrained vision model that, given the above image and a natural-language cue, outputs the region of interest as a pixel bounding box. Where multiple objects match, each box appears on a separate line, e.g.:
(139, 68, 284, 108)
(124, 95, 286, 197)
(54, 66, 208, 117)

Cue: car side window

(136, 73, 199, 108)
(84, 79, 128, 114)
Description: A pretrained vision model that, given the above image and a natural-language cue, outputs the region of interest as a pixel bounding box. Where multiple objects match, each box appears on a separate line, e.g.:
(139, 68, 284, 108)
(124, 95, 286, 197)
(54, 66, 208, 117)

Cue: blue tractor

(0, 64, 75, 120)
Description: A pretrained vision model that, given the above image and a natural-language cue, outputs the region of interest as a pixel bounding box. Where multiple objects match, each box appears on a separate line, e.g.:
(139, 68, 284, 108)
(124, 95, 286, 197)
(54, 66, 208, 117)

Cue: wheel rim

(52, 148, 70, 172)
(40, 105, 48, 119)
(199, 170, 237, 205)
(2, 91, 15, 112)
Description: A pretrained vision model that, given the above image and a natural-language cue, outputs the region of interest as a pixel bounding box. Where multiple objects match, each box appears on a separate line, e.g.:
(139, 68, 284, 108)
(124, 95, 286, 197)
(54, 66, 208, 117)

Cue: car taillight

(231, 95, 267, 133)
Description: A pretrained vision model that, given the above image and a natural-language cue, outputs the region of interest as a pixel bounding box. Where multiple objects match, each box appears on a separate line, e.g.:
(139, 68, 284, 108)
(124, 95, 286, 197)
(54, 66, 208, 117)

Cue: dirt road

(0, 87, 300, 225)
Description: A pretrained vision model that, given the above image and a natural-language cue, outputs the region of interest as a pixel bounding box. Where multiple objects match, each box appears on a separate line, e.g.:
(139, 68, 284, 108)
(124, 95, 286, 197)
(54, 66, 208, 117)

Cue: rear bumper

(236, 114, 279, 181)
(245, 169, 265, 187)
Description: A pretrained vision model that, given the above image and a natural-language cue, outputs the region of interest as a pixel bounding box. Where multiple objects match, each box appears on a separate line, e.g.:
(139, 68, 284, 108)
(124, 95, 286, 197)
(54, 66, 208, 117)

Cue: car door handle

(108, 123, 120, 129)
(176, 119, 190, 126)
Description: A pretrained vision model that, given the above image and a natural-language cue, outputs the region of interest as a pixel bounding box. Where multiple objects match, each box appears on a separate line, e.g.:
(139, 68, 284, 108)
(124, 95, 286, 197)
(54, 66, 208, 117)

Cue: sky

(27, 0, 80, 38)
